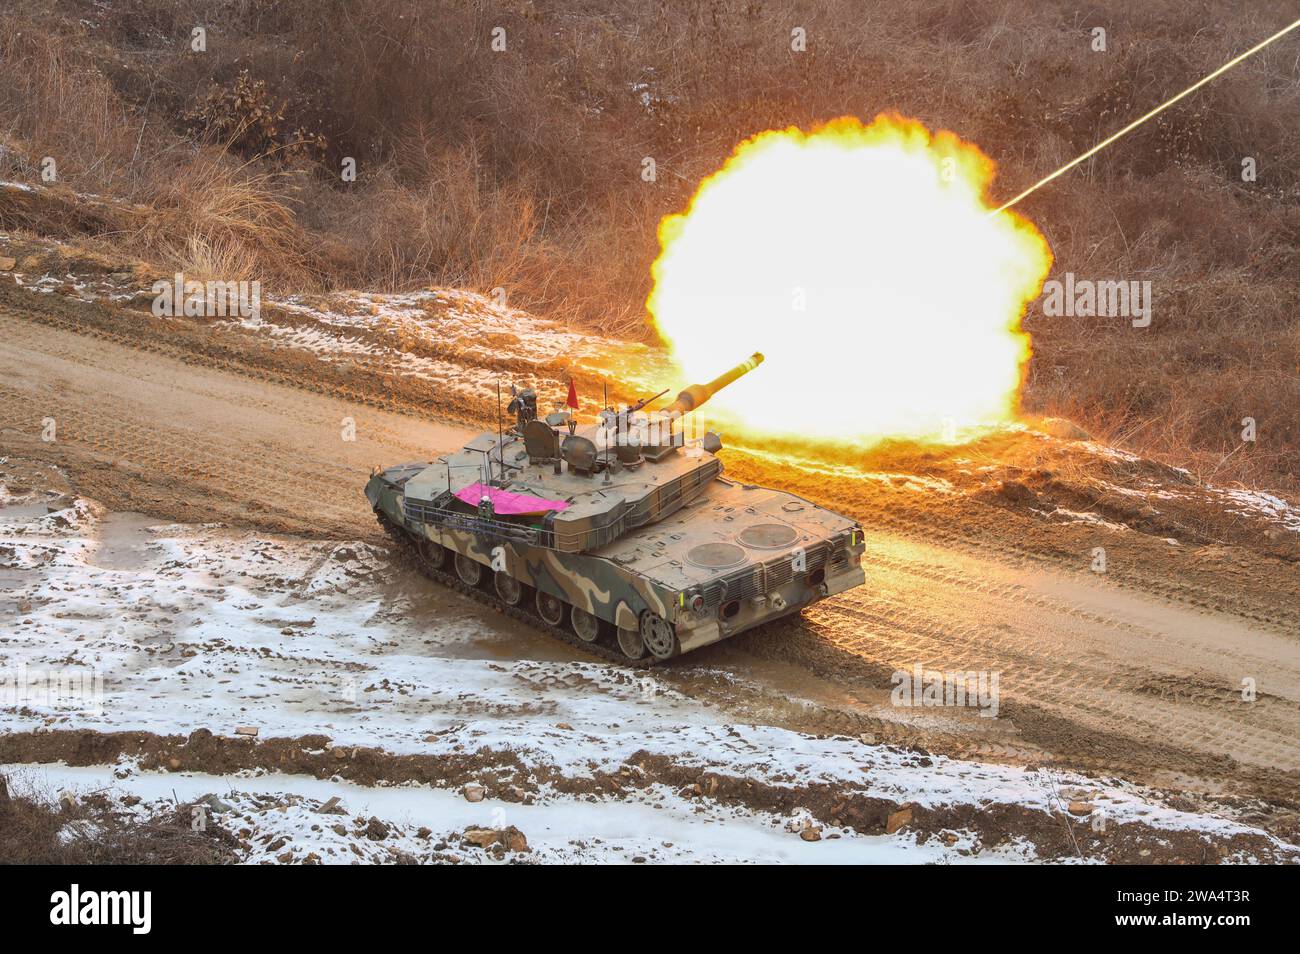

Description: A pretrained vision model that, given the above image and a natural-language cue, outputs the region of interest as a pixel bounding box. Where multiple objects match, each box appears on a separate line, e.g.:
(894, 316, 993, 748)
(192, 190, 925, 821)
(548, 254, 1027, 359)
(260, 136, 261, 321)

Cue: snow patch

(2, 498, 1291, 864)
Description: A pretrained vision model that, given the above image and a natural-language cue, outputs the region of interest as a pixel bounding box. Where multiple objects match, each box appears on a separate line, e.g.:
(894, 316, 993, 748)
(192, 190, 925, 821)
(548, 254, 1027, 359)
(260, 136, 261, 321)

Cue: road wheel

(535, 590, 566, 627)
(640, 612, 677, 660)
(570, 607, 605, 644)
(454, 554, 483, 586)
(494, 572, 527, 606)
(617, 626, 647, 660)
(416, 538, 448, 570)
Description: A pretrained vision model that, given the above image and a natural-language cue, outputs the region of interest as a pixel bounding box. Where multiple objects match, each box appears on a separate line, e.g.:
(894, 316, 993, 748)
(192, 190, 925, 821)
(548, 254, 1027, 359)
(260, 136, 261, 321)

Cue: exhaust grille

(703, 543, 830, 607)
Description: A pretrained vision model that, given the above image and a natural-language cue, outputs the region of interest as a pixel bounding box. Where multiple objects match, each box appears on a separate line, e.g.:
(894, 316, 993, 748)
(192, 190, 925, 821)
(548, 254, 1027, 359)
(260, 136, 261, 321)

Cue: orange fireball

(647, 115, 1052, 443)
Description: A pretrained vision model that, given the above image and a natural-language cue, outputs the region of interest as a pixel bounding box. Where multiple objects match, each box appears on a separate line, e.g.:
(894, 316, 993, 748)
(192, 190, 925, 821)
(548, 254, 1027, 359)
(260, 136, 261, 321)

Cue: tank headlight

(681, 589, 707, 616)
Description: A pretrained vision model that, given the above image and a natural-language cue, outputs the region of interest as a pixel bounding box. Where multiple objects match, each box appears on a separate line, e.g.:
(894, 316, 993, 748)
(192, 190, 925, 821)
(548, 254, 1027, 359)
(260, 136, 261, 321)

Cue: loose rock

(886, 805, 914, 834)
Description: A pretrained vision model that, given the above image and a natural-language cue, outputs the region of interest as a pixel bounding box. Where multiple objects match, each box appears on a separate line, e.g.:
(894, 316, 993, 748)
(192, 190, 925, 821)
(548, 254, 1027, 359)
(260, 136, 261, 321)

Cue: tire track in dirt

(0, 308, 464, 537)
(2, 296, 1297, 810)
(734, 532, 1300, 800)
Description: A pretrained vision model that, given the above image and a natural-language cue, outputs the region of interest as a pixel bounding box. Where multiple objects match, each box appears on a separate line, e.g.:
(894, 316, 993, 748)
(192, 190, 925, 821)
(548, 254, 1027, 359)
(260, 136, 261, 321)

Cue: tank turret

(576, 352, 754, 466)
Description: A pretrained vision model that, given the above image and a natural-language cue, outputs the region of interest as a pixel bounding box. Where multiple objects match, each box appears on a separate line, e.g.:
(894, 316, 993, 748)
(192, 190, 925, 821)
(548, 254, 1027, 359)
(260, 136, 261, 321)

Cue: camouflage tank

(366, 353, 866, 664)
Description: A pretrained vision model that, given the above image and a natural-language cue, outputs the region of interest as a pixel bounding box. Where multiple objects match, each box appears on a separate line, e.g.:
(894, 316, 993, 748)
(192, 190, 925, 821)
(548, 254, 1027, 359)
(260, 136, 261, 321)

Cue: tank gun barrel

(663, 352, 764, 417)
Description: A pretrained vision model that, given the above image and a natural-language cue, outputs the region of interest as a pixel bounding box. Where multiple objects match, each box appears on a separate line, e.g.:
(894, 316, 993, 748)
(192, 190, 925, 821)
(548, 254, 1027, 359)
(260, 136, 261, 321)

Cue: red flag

(565, 380, 579, 410)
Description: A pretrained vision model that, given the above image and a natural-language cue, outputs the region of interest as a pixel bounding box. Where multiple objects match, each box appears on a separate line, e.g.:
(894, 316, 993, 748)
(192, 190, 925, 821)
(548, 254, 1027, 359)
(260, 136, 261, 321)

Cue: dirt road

(1, 299, 1297, 813)
(0, 307, 464, 536)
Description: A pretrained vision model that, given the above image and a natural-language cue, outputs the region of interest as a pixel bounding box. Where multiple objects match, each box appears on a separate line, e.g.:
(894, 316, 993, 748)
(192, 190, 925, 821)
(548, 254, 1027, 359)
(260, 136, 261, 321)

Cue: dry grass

(0, 0, 1297, 489)
(129, 149, 341, 286)
(0, 773, 240, 864)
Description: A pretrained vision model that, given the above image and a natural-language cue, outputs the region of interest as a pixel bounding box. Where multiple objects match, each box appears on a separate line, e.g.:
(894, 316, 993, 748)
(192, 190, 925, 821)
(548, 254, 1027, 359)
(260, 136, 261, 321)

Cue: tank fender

(615, 601, 639, 631)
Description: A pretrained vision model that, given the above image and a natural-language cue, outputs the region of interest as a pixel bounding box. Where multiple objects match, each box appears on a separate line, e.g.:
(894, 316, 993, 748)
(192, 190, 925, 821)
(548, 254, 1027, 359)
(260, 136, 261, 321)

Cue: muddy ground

(1, 236, 1298, 861)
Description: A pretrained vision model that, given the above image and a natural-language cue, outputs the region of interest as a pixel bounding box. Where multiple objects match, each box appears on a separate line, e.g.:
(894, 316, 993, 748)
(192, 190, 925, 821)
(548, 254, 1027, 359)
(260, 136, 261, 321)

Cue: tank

(365, 352, 867, 664)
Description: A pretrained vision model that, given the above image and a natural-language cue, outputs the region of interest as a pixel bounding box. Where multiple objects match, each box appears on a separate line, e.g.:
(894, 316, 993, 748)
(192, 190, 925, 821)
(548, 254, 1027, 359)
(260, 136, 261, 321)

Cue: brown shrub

(0, 773, 240, 865)
(0, 0, 1297, 488)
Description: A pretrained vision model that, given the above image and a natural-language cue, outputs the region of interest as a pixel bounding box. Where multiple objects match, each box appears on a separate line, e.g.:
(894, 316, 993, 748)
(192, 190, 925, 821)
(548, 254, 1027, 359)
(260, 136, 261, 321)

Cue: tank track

(376, 511, 660, 669)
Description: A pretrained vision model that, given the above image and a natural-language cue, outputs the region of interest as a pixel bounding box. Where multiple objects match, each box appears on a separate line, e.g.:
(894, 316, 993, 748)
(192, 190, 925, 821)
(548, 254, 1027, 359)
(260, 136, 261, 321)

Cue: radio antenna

(603, 379, 611, 483)
(496, 379, 504, 484)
